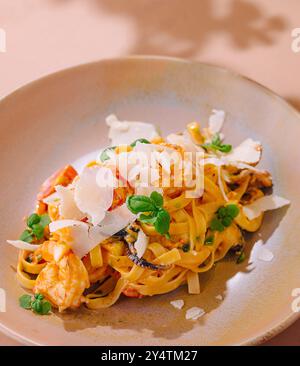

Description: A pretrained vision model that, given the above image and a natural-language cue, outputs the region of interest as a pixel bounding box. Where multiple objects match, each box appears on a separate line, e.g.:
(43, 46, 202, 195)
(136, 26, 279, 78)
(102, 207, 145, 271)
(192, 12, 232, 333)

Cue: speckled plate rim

(0, 55, 299, 346)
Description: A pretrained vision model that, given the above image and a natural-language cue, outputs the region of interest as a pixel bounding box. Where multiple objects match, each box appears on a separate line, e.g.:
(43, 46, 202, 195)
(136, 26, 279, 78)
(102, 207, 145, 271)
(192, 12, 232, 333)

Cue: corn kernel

(187, 122, 204, 144)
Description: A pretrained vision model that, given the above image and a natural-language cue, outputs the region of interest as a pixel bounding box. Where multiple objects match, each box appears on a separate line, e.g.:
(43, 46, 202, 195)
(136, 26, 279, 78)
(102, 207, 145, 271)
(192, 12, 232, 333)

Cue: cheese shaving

(208, 109, 225, 134)
(185, 307, 205, 320)
(74, 166, 114, 225)
(134, 229, 149, 258)
(106, 114, 160, 146)
(257, 247, 274, 262)
(226, 138, 262, 165)
(55, 185, 84, 220)
(243, 195, 290, 220)
(6, 240, 40, 252)
(170, 299, 184, 309)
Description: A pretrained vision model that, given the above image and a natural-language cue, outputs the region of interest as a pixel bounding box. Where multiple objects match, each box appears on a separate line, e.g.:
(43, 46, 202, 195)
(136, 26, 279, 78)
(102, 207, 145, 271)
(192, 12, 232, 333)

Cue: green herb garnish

(130, 138, 150, 148)
(19, 294, 33, 309)
(99, 146, 116, 162)
(31, 224, 45, 240)
(202, 133, 232, 153)
(27, 213, 40, 227)
(210, 217, 225, 232)
(19, 213, 51, 243)
(19, 293, 51, 315)
(39, 214, 51, 228)
(126, 191, 171, 238)
(19, 229, 34, 243)
(209, 204, 239, 232)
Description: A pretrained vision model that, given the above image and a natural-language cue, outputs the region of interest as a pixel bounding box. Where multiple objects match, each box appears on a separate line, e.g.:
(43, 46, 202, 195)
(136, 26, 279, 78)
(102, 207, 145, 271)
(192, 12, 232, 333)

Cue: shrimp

(35, 240, 70, 263)
(34, 252, 90, 312)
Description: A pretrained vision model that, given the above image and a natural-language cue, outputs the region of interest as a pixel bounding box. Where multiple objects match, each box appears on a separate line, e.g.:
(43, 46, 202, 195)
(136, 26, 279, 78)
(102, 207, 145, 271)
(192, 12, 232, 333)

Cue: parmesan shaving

(49, 203, 137, 258)
(167, 131, 203, 153)
(243, 195, 290, 220)
(96, 203, 137, 236)
(134, 229, 149, 258)
(208, 109, 225, 134)
(55, 185, 84, 220)
(49, 220, 108, 258)
(170, 299, 184, 309)
(226, 138, 262, 165)
(185, 307, 205, 320)
(106, 114, 160, 146)
(217, 164, 228, 202)
(74, 166, 114, 225)
(257, 247, 274, 262)
(6, 240, 40, 252)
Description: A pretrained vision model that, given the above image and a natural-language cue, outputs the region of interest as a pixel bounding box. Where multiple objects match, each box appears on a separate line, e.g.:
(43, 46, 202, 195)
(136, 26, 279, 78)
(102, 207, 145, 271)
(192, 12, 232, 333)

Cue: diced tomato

(36, 201, 48, 215)
(37, 165, 78, 201)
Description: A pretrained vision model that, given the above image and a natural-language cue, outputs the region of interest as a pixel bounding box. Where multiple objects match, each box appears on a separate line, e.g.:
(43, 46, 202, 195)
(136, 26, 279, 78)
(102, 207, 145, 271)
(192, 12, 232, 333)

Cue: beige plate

(0, 56, 299, 346)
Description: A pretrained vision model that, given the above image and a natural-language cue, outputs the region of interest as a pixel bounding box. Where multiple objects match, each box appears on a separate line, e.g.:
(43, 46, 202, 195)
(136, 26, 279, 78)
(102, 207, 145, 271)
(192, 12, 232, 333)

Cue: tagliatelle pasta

(7, 113, 290, 313)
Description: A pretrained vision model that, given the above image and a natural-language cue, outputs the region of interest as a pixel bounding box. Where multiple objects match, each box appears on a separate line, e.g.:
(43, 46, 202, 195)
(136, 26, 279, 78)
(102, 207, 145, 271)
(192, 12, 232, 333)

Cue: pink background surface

(0, 0, 299, 345)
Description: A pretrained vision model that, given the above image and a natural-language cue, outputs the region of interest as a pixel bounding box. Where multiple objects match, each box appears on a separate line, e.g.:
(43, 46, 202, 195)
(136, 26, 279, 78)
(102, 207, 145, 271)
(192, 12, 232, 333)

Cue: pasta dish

(7, 111, 289, 314)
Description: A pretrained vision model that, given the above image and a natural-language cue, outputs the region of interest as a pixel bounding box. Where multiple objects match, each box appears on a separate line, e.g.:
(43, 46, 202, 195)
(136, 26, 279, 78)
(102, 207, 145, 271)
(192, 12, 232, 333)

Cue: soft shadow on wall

(89, 0, 287, 57)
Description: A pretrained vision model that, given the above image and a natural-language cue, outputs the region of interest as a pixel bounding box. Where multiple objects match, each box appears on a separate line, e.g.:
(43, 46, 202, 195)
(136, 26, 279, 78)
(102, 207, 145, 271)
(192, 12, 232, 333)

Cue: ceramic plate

(0, 56, 299, 345)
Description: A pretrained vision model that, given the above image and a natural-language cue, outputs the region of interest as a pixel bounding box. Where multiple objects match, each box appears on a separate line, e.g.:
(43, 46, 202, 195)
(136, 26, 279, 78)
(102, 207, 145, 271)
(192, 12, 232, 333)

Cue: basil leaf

(39, 214, 51, 228)
(154, 209, 170, 236)
(41, 301, 51, 315)
(126, 193, 171, 237)
(31, 299, 43, 314)
(126, 195, 156, 214)
(34, 293, 44, 301)
(202, 133, 232, 154)
(19, 294, 32, 309)
(100, 146, 116, 162)
(139, 213, 157, 225)
(19, 229, 33, 243)
(221, 216, 232, 227)
(218, 144, 232, 153)
(226, 204, 239, 219)
(150, 191, 163, 208)
(32, 224, 45, 240)
(212, 134, 221, 145)
(210, 217, 224, 232)
(130, 138, 150, 148)
(217, 207, 227, 218)
(27, 213, 40, 228)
